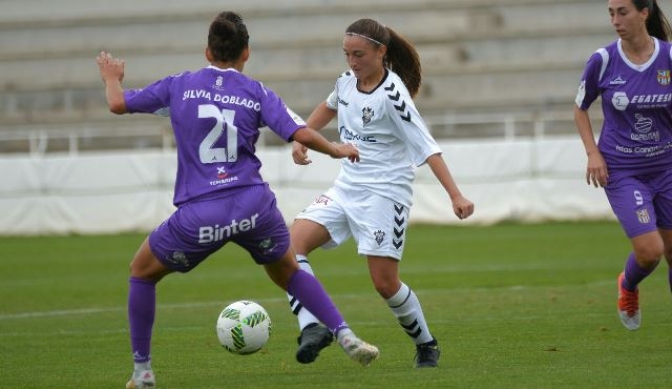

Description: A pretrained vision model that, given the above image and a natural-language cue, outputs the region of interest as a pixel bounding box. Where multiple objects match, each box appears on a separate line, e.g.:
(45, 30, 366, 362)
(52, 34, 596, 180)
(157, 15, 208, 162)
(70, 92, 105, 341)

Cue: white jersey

(325, 68, 442, 207)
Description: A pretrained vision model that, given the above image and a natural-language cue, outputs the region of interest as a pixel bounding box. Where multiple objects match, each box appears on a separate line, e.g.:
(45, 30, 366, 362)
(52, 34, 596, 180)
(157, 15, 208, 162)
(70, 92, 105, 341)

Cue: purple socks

(287, 270, 349, 335)
(622, 252, 657, 292)
(128, 277, 156, 363)
(128, 270, 347, 361)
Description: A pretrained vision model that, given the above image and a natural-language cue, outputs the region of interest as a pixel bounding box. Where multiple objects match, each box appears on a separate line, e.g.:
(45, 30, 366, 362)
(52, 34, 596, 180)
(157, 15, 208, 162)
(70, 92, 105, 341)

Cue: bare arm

(305, 101, 337, 131)
(573, 104, 607, 187)
(96, 51, 127, 114)
(426, 153, 474, 220)
(291, 127, 358, 162)
(292, 102, 338, 165)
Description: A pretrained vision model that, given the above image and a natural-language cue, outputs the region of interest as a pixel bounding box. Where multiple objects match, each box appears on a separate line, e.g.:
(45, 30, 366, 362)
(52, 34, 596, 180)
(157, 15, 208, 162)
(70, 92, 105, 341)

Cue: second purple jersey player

(574, 0, 672, 332)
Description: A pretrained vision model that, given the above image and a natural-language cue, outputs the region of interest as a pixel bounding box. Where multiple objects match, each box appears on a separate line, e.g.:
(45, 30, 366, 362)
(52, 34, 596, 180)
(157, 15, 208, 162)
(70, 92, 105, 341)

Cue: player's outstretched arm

(305, 102, 337, 131)
(292, 102, 338, 165)
(292, 127, 359, 163)
(96, 51, 127, 115)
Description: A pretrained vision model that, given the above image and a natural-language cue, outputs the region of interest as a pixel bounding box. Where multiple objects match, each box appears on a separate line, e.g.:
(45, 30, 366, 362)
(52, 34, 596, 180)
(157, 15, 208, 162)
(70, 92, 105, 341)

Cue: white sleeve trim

(326, 90, 338, 110)
(596, 48, 609, 82)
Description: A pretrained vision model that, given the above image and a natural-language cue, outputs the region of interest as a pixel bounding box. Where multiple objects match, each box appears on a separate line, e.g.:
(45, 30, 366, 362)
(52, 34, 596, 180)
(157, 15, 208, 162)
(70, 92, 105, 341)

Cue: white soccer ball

(216, 300, 272, 355)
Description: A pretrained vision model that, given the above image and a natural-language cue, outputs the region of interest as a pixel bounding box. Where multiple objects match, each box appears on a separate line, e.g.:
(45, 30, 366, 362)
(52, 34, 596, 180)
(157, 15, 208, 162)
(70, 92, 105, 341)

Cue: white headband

(345, 32, 384, 46)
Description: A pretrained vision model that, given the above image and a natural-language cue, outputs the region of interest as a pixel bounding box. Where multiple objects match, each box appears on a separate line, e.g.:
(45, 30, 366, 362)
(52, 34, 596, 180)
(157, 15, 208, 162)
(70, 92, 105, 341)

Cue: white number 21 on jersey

(198, 104, 238, 164)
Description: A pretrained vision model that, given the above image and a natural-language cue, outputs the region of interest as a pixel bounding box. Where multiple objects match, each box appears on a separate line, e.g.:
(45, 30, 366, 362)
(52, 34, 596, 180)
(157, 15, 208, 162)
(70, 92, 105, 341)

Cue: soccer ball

(216, 300, 272, 355)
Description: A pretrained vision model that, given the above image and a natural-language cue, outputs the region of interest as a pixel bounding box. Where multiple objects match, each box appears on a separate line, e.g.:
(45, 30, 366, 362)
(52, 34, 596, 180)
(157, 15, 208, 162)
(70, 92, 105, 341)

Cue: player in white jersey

(285, 18, 474, 368)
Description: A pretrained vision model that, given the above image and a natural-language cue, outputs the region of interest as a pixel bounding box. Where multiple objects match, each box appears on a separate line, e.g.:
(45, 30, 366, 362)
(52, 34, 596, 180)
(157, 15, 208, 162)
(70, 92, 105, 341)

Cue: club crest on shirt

(657, 70, 671, 86)
(636, 209, 650, 224)
(213, 75, 225, 91)
(362, 107, 374, 125)
(374, 229, 385, 246)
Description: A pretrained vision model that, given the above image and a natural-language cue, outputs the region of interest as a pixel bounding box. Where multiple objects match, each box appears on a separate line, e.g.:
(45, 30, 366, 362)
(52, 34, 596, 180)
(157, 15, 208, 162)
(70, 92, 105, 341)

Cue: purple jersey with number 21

(124, 66, 305, 205)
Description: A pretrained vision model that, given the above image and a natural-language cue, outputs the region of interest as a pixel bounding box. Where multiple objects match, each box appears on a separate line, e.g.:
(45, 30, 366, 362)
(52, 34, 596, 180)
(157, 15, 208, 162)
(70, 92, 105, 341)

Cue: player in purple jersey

(285, 18, 474, 368)
(96, 11, 379, 389)
(574, 0, 672, 331)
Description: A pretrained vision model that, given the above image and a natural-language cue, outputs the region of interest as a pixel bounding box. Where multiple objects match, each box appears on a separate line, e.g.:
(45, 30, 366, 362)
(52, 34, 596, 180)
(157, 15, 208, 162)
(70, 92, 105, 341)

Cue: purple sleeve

(124, 76, 174, 114)
(575, 51, 605, 110)
(257, 84, 306, 142)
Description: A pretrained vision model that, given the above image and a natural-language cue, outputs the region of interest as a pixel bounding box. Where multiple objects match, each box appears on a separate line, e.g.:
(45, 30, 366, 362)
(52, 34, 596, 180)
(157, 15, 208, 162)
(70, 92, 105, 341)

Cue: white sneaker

(126, 369, 156, 388)
(339, 333, 379, 367)
(617, 272, 641, 331)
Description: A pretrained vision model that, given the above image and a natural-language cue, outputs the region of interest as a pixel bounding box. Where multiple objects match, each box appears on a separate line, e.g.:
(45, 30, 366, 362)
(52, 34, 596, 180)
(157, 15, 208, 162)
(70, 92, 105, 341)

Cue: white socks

(386, 283, 433, 345)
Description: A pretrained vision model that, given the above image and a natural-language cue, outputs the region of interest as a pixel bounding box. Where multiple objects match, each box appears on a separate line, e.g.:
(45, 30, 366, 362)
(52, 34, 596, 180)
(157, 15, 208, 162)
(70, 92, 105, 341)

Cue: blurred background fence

(1, 0, 625, 235)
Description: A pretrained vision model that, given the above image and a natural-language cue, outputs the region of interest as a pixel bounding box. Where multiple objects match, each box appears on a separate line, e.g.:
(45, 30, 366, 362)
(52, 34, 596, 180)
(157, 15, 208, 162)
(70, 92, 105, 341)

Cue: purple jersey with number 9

(124, 66, 305, 205)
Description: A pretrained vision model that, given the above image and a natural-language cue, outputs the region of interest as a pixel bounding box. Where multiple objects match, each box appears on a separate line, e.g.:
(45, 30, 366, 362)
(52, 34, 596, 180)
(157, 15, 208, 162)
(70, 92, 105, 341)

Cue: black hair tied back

(208, 11, 249, 62)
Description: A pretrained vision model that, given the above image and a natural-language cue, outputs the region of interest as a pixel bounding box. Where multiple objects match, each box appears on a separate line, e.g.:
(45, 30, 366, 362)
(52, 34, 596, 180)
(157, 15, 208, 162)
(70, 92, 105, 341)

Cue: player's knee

(372, 279, 399, 299)
(129, 255, 170, 282)
(264, 254, 299, 291)
(634, 245, 664, 265)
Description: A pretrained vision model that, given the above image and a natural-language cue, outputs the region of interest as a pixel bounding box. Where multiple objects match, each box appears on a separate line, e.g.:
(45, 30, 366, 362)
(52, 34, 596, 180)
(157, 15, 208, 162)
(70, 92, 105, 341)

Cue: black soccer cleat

(296, 323, 334, 364)
(414, 338, 440, 368)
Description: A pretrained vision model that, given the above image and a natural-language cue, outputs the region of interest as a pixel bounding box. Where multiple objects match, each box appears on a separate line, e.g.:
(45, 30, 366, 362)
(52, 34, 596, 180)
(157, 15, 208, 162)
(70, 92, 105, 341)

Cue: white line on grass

(0, 296, 305, 320)
(0, 279, 615, 321)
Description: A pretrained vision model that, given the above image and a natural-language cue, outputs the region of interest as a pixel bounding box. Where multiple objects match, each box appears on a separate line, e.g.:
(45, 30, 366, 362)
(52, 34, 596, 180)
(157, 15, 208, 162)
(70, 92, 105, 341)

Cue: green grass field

(1, 221, 671, 388)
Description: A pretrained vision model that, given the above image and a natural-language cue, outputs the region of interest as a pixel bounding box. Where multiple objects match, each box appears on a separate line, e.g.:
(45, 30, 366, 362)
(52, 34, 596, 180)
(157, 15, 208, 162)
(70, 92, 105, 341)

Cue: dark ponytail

(634, 0, 672, 41)
(345, 19, 422, 98)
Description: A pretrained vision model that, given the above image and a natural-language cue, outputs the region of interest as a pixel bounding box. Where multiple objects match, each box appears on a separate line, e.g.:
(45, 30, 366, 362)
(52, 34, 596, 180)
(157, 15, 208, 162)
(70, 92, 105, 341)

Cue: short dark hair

(208, 11, 250, 62)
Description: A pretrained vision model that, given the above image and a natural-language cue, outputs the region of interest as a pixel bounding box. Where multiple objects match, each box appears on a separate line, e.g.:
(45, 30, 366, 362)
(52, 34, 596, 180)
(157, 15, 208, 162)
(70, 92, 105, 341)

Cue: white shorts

(296, 186, 410, 260)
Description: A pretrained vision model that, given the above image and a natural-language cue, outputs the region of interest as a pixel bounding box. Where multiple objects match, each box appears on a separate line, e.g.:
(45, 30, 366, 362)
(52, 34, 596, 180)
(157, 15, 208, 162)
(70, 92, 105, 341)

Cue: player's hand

(586, 151, 608, 187)
(96, 51, 125, 84)
(292, 141, 311, 165)
(332, 142, 359, 163)
(452, 195, 474, 220)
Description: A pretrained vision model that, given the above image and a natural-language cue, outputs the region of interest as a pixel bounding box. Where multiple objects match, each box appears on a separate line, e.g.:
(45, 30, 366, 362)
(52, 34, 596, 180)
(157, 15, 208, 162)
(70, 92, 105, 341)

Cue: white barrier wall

(0, 137, 613, 236)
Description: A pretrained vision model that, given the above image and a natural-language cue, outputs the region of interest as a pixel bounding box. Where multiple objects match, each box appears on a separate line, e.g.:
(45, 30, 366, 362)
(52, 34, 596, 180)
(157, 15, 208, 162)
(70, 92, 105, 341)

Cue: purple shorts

(605, 169, 672, 239)
(148, 184, 291, 272)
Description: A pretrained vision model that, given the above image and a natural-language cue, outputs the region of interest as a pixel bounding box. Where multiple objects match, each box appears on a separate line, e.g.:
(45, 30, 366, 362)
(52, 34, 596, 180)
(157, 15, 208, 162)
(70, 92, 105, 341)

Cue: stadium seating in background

(0, 0, 610, 152)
